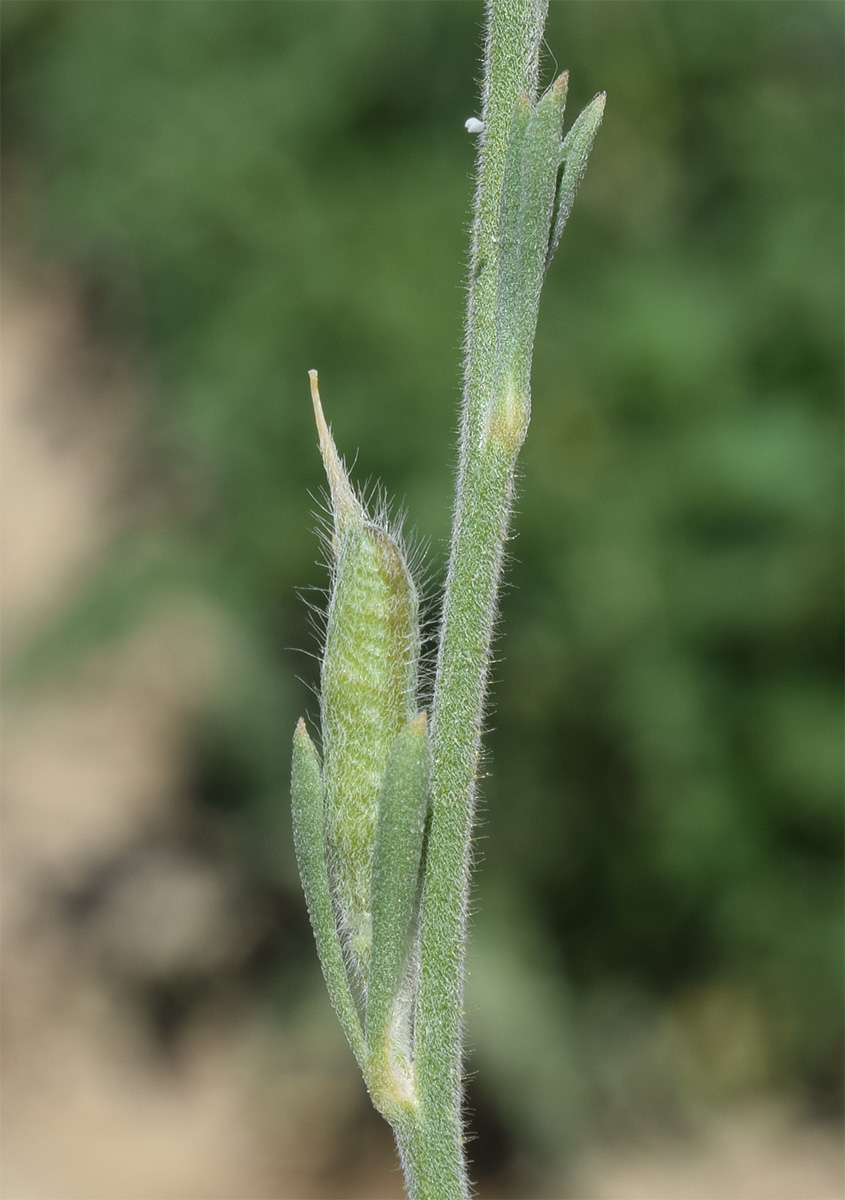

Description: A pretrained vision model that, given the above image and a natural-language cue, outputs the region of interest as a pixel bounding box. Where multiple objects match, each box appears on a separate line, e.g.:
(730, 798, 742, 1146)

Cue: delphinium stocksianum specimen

(291, 1, 604, 1196)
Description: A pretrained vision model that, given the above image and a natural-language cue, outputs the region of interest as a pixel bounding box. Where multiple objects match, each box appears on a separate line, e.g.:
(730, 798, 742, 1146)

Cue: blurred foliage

(2, 0, 842, 1185)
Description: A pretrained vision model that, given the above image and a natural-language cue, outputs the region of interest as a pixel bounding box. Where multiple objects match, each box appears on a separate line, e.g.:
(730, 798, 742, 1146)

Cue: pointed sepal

(309, 369, 361, 540)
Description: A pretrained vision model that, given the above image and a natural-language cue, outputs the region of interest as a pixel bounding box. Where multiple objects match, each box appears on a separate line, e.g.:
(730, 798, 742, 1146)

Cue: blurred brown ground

(2, 268, 843, 1200)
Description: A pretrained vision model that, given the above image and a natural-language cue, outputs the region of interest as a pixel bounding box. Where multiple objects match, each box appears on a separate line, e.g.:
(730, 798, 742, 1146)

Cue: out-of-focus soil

(1, 268, 842, 1200)
(570, 1104, 844, 1200)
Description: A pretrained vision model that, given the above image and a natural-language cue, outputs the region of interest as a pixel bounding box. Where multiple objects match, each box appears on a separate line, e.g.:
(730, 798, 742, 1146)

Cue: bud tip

(308, 370, 359, 528)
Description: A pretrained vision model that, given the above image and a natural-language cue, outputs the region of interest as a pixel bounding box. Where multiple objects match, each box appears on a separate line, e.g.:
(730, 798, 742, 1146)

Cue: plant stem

(295, 1, 602, 1193)
(398, 2, 551, 1195)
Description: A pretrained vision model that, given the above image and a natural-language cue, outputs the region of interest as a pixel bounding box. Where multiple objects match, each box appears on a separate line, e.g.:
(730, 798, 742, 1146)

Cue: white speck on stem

(464, 117, 485, 134)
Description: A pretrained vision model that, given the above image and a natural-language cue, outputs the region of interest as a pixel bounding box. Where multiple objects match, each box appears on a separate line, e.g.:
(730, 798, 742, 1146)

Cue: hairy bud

(310, 372, 421, 979)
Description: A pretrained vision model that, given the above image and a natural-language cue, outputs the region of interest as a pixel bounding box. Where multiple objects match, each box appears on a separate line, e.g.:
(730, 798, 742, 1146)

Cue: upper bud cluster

(485, 77, 605, 456)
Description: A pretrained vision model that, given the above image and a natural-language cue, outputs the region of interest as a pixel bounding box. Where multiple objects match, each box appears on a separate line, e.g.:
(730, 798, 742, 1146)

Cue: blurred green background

(2, 1, 843, 1195)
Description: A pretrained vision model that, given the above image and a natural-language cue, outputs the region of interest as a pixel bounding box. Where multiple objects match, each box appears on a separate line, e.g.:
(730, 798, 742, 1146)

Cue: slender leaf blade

(291, 717, 365, 1064)
(546, 91, 606, 270)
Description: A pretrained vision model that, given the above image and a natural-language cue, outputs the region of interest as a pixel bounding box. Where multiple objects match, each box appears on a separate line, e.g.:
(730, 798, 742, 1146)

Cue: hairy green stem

(399, 1, 551, 1195)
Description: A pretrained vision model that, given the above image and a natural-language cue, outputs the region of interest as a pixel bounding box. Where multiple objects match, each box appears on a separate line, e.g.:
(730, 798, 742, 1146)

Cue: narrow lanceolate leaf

(546, 91, 606, 270)
(290, 718, 365, 1065)
(367, 712, 431, 1101)
(310, 372, 421, 980)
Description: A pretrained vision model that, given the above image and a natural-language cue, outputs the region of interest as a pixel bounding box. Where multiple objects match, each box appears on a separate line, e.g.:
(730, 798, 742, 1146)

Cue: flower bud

(310, 372, 421, 978)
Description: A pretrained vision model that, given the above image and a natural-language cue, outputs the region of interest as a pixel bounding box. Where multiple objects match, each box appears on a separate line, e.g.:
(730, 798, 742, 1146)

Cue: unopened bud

(310, 373, 421, 979)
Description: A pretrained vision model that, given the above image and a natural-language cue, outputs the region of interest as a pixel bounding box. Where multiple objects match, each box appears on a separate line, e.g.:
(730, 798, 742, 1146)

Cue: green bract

(368, 711, 430, 1099)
